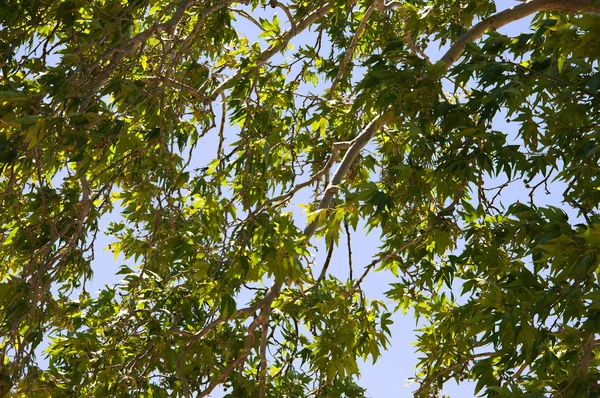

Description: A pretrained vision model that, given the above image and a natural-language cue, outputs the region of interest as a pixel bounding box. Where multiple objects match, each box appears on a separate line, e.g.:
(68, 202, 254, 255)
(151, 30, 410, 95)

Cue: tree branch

(196, 311, 266, 397)
(329, 0, 380, 97)
(344, 219, 353, 280)
(317, 239, 335, 282)
(71, 174, 91, 249)
(353, 233, 424, 289)
(579, 334, 596, 375)
(270, 1, 297, 34)
(417, 352, 497, 394)
(258, 316, 269, 398)
(172, 0, 600, 391)
(270, 141, 352, 204)
(206, 115, 387, 393)
(506, 361, 529, 385)
(82, 0, 247, 110)
(141, 75, 210, 101)
(208, 1, 360, 101)
(304, 114, 388, 238)
(440, 0, 600, 68)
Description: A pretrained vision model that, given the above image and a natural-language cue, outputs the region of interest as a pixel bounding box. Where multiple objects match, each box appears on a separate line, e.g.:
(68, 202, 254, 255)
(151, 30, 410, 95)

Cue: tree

(2, 0, 600, 396)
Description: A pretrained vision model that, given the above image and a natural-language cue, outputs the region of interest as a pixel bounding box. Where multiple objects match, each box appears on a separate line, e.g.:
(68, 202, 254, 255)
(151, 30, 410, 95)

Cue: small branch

(304, 114, 388, 238)
(557, 334, 597, 396)
(417, 352, 497, 394)
(176, 346, 191, 398)
(506, 361, 528, 385)
(175, 278, 284, 358)
(197, 312, 265, 397)
(329, 0, 380, 98)
(579, 334, 595, 375)
(270, 141, 352, 204)
(82, 0, 247, 110)
(185, 300, 260, 342)
(383, 0, 402, 10)
(258, 317, 269, 398)
(353, 234, 424, 289)
(141, 75, 210, 101)
(209, 1, 358, 101)
(271, 317, 300, 379)
(440, 0, 600, 68)
(528, 168, 554, 204)
(352, 180, 468, 289)
(344, 219, 353, 280)
(70, 174, 91, 249)
(170, 329, 194, 337)
(175, 298, 268, 397)
(317, 240, 335, 282)
(404, 31, 429, 63)
(217, 93, 227, 195)
(272, 1, 297, 34)
(231, 8, 263, 30)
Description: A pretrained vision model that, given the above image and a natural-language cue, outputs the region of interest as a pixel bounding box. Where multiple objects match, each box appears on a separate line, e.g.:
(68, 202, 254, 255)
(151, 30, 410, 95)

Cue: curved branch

(140, 75, 209, 101)
(75, 175, 91, 240)
(179, 115, 387, 392)
(231, 8, 263, 30)
(304, 114, 387, 238)
(208, 0, 360, 101)
(196, 311, 265, 397)
(82, 0, 248, 110)
(317, 239, 335, 282)
(440, 0, 600, 68)
(175, 297, 272, 397)
(353, 234, 424, 289)
(506, 361, 529, 385)
(417, 352, 497, 394)
(329, 0, 380, 97)
(182, 296, 265, 343)
(258, 316, 269, 398)
(271, 1, 297, 34)
(270, 141, 352, 204)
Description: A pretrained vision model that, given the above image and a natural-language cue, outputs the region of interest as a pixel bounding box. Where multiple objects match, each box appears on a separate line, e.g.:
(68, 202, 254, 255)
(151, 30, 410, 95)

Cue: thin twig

(231, 8, 263, 30)
(209, 1, 355, 101)
(270, 141, 352, 204)
(259, 316, 269, 398)
(317, 240, 335, 282)
(141, 75, 210, 101)
(353, 234, 424, 289)
(344, 219, 353, 280)
(404, 31, 429, 63)
(329, 0, 380, 98)
(272, 1, 297, 33)
(506, 361, 528, 385)
(417, 352, 497, 394)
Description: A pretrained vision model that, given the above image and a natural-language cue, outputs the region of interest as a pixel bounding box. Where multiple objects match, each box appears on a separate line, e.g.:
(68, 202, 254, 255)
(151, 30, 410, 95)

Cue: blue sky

(36, 1, 567, 396)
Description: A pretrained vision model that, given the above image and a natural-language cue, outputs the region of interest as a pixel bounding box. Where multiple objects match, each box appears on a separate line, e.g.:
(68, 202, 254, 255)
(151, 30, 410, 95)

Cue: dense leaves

(3, 0, 600, 396)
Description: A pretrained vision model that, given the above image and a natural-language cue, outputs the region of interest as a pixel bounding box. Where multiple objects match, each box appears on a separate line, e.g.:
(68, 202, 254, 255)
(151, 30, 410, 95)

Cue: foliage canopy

(3, 0, 600, 396)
